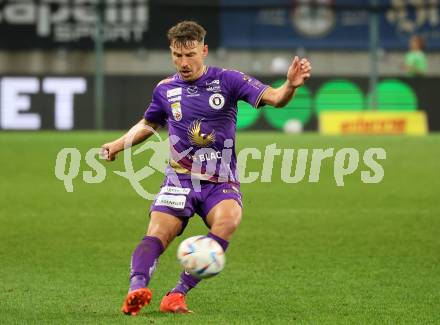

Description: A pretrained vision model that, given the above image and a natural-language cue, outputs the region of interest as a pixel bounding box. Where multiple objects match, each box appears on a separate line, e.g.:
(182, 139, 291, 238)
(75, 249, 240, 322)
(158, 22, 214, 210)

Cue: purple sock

(129, 236, 164, 292)
(171, 232, 229, 295)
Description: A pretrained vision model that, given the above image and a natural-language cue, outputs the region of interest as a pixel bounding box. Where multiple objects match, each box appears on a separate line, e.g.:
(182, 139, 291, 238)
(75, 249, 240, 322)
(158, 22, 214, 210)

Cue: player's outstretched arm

(100, 119, 159, 161)
(261, 56, 311, 108)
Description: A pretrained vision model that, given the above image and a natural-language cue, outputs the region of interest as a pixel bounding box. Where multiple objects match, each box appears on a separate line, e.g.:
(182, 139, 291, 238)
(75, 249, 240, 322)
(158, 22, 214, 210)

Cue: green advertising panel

(235, 78, 419, 130)
(373, 79, 418, 111)
(263, 79, 313, 129)
(315, 79, 364, 113)
(237, 100, 262, 130)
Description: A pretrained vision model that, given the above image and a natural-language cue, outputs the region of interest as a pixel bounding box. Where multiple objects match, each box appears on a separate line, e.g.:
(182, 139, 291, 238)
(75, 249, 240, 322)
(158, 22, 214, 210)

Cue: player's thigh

(206, 199, 242, 240)
(147, 211, 183, 249)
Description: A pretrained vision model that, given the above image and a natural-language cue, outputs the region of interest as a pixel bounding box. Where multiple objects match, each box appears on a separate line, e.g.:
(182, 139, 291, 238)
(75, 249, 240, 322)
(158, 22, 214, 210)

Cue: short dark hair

(167, 21, 206, 47)
(412, 35, 425, 50)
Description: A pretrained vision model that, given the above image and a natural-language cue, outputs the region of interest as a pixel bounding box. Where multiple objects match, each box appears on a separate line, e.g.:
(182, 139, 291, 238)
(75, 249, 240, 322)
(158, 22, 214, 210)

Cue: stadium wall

(1, 50, 440, 77)
(0, 75, 438, 132)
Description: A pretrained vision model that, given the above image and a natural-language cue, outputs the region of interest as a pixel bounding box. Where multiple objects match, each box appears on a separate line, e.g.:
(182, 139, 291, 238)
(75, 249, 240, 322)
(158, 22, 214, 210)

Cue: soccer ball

(177, 236, 225, 279)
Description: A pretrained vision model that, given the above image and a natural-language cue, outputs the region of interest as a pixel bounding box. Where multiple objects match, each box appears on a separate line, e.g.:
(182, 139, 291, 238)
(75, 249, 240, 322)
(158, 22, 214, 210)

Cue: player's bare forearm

(261, 56, 311, 108)
(100, 119, 159, 161)
(115, 119, 158, 149)
(261, 82, 297, 108)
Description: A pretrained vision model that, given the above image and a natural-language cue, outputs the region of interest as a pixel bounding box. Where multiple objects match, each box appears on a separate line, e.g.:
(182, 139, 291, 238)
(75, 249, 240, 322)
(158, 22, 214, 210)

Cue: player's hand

(100, 142, 118, 161)
(287, 56, 311, 88)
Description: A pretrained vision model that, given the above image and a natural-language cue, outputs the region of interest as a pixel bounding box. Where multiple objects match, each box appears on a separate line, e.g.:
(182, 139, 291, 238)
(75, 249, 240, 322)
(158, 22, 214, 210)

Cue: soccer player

(101, 20, 311, 315)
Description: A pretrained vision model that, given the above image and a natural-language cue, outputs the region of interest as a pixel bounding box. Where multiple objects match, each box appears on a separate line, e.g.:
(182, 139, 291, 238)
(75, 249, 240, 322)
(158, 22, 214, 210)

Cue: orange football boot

(159, 292, 193, 314)
(121, 288, 152, 316)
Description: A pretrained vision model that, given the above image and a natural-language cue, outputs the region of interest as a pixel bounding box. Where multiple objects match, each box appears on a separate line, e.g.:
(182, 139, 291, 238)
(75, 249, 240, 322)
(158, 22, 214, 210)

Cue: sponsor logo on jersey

(160, 186, 191, 195)
(188, 119, 216, 147)
(193, 150, 222, 162)
(167, 87, 182, 98)
(171, 102, 182, 121)
(209, 93, 225, 110)
(206, 79, 220, 85)
(168, 95, 181, 103)
(156, 194, 186, 209)
(207, 85, 221, 92)
(186, 86, 199, 97)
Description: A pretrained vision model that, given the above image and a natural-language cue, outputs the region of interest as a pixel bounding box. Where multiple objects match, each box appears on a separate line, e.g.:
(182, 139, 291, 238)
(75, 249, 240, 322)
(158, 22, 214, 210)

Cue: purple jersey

(144, 66, 269, 184)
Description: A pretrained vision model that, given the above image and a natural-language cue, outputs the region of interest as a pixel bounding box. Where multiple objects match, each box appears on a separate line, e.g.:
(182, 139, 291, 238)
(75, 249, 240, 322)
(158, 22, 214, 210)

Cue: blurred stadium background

(1, 1, 439, 323)
(0, 0, 439, 132)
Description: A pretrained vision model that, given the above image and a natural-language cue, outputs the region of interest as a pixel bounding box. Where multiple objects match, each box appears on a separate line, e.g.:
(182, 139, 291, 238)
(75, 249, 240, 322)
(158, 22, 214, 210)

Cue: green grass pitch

(0, 132, 439, 324)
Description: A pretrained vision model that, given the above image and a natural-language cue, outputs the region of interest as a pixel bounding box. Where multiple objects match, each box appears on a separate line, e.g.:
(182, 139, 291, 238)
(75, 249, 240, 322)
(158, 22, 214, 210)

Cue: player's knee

(228, 212, 242, 231)
(214, 212, 242, 235)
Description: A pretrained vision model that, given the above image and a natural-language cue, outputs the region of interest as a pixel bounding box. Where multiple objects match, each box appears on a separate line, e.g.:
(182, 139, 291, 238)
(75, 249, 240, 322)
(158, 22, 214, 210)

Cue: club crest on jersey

(209, 93, 225, 110)
(171, 102, 182, 121)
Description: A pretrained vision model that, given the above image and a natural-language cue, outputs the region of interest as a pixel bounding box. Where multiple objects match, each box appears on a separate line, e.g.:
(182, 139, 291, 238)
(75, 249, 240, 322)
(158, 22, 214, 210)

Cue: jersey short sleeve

(223, 70, 269, 108)
(143, 86, 167, 126)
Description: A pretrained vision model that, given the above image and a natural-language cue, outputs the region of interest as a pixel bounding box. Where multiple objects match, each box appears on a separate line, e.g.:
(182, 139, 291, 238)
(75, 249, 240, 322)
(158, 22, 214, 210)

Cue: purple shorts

(150, 177, 242, 235)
